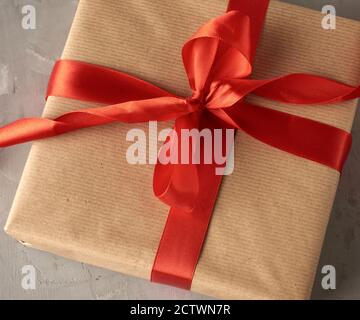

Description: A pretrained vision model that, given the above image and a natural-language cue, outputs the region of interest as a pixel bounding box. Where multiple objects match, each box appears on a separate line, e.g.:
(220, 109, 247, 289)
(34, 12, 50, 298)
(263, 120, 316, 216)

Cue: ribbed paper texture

(5, 0, 360, 299)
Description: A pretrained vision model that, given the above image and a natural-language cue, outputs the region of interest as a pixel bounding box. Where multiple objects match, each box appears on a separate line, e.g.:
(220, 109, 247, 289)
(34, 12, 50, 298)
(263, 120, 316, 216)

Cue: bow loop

(182, 11, 253, 96)
(154, 113, 201, 210)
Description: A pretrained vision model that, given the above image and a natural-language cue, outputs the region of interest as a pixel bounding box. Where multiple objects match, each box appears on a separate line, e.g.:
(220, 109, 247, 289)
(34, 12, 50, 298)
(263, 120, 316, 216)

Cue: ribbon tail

(0, 97, 191, 148)
(251, 74, 360, 104)
(208, 75, 360, 109)
(0, 118, 66, 147)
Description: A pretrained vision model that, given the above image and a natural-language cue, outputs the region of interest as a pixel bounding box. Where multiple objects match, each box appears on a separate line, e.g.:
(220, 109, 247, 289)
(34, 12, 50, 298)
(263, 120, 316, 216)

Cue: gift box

(4, 0, 360, 299)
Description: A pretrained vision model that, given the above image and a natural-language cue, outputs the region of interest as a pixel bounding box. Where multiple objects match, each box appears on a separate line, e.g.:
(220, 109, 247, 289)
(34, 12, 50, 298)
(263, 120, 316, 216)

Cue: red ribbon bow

(1, 0, 359, 289)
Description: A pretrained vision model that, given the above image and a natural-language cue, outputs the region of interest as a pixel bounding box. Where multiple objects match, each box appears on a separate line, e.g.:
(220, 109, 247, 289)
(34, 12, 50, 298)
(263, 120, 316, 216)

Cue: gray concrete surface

(0, 0, 359, 300)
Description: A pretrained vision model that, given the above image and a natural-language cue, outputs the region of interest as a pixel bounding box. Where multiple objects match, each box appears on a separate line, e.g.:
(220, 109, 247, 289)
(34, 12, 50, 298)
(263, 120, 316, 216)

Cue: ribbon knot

(186, 94, 204, 113)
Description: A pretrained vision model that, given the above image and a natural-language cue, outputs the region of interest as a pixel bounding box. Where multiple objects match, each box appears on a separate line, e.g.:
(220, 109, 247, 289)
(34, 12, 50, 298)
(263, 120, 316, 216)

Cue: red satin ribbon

(1, 0, 359, 289)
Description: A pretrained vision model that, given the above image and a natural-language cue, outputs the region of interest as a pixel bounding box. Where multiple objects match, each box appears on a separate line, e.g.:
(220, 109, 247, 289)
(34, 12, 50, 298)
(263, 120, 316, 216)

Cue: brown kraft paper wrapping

(4, 0, 360, 299)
